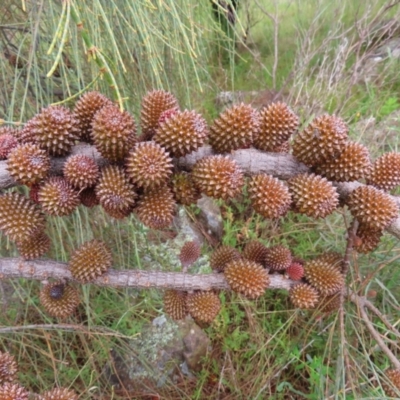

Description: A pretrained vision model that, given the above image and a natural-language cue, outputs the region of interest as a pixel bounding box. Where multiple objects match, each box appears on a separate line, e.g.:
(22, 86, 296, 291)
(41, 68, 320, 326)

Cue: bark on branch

(0, 257, 293, 291)
(1, 144, 399, 240)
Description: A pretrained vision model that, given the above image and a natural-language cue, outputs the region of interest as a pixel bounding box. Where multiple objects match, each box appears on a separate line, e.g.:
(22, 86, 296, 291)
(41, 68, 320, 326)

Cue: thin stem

(342, 218, 358, 276)
(69, 1, 123, 109)
(46, 0, 71, 78)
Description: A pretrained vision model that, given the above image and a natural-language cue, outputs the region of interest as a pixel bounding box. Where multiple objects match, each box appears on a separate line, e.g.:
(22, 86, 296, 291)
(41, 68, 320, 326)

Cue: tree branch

(1, 144, 399, 240)
(3, 257, 400, 370)
(177, 145, 310, 180)
(0, 257, 293, 292)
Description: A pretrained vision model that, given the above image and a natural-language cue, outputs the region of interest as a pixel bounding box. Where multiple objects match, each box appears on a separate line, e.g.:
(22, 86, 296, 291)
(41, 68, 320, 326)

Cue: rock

(103, 316, 211, 391)
(368, 18, 400, 47)
(215, 89, 281, 113)
(183, 323, 211, 372)
(196, 195, 224, 243)
(174, 206, 205, 246)
(357, 37, 400, 83)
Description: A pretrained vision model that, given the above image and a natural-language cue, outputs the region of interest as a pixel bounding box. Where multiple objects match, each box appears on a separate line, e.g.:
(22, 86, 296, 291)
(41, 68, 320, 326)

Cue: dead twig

(350, 292, 400, 369)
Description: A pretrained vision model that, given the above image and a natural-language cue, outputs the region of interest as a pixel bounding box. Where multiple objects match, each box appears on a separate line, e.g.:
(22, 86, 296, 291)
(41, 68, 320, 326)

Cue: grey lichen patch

(127, 315, 182, 385)
(135, 207, 209, 273)
(104, 315, 211, 389)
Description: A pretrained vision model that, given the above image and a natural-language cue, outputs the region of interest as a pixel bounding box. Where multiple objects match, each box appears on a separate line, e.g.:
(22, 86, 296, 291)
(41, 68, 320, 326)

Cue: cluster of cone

(0, 89, 399, 321)
(164, 240, 345, 323)
(164, 241, 223, 324)
(215, 241, 345, 312)
(38, 239, 112, 318)
(0, 350, 78, 399)
(1, 90, 399, 263)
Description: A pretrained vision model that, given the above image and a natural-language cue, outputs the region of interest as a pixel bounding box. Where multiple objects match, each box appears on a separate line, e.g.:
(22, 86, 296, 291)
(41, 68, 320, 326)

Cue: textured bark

(176, 145, 310, 180)
(0, 257, 293, 291)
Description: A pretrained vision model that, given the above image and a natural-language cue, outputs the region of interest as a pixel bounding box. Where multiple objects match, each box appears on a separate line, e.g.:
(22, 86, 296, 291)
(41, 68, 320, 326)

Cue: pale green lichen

(127, 316, 183, 385)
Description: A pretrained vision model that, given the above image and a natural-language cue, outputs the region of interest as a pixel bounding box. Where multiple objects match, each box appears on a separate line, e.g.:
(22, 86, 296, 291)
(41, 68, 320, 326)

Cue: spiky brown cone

(254, 102, 299, 151)
(125, 141, 173, 190)
(243, 241, 268, 266)
(63, 154, 99, 189)
(354, 224, 383, 254)
(79, 187, 99, 208)
(383, 368, 400, 398)
(91, 104, 137, 162)
(179, 241, 201, 268)
(248, 174, 291, 218)
(140, 90, 179, 141)
(318, 293, 341, 313)
(69, 239, 112, 283)
(136, 188, 176, 229)
(187, 291, 221, 323)
(38, 177, 80, 216)
(316, 252, 344, 272)
(0, 383, 29, 400)
(16, 231, 50, 260)
(289, 283, 319, 309)
(39, 282, 80, 318)
(292, 114, 348, 167)
(0, 192, 45, 242)
(224, 259, 270, 299)
(154, 110, 208, 157)
(346, 185, 399, 231)
(73, 90, 113, 143)
(18, 117, 37, 144)
(7, 143, 50, 186)
(0, 127, 18, 159)
(209, 103, 259, 153)
(39, 387, 79, 400)
(367, 152, 400, 191)
(171, 172, 201, 206)
(210, 245, 242, 273)
(0, 352, 18, 384)
(315, 141, 371, 182)
(304, 256, 345, 295)
(164, 290, 188, 320)
(95, 165, 137, 215)
(27, 105, 80, 156)
(265, 245, 292, 270)
(288, 173, 339, 218)
(192, 155, 244, 200)
(286, 263, 304, 280)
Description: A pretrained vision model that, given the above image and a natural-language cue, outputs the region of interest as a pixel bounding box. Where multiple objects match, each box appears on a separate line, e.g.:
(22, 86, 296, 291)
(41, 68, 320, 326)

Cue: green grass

(220, 0, 400, 121)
